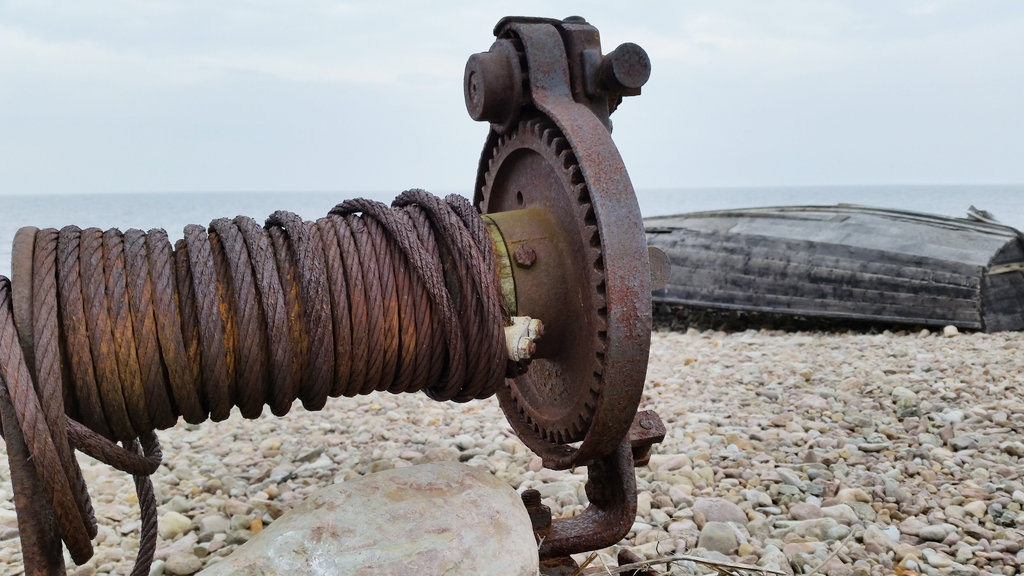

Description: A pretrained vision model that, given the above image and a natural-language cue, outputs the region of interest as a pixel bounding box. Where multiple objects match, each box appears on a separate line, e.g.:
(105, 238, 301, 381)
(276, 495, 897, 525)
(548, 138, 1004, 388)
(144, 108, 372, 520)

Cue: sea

(1, 185, 1021, 279)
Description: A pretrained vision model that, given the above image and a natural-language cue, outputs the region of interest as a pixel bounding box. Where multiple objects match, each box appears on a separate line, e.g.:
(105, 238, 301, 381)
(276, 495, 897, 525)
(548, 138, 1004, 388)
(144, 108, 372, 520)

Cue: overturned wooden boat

(645, 205, 1024, 332)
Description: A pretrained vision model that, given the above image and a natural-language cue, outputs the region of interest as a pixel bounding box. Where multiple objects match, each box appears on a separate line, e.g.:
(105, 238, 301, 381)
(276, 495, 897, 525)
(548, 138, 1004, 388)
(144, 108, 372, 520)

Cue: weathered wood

(647, 205, 1024, 332)
(982, 274, 1024, 332)
(663, 232, 982, 291)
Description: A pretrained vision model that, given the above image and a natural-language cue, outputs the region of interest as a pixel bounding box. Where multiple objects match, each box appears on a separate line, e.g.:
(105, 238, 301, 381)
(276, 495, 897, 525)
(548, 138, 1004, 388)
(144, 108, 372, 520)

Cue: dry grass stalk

(586, 554, 787, 575)
(804, 530, 856, 576)
(570, 552, 600, 576)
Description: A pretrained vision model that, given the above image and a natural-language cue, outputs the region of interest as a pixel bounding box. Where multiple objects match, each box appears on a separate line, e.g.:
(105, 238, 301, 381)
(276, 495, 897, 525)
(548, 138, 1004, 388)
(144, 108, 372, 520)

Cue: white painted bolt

(504, 316, 545, 362)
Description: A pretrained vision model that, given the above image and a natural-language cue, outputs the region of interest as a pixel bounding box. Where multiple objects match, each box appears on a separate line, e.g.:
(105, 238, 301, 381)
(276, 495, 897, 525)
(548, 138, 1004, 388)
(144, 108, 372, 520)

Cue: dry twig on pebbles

(598, 554, 786, 575)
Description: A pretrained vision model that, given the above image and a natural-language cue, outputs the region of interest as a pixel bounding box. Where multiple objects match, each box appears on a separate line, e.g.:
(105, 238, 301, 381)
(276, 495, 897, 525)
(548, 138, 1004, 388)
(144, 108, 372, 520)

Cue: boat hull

(646, 205, 1024, 332)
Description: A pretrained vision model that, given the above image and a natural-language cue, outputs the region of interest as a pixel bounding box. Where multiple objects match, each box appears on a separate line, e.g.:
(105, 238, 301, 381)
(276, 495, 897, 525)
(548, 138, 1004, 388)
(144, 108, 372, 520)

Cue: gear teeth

(479, 116, 617, 456)
(569, 415, 585, 439)
(588, 244, 608, 300)
(559, 149, 576, 170)
(568, 165, 584, 186)
(552, 137, 569, 156)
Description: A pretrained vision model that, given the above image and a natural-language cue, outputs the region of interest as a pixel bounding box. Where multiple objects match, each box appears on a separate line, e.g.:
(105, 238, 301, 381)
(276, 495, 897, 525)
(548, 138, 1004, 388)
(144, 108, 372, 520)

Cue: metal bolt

(521, 489, 552, 535)
(517, 337, 537, 359)
(521, 488, 542, 508)
(464, 39, 522, 129)
(513, 244, 537, 268)
(628, 410, 666, 467)
(504, 316, 544, 362)
(599, 42, 651, 93)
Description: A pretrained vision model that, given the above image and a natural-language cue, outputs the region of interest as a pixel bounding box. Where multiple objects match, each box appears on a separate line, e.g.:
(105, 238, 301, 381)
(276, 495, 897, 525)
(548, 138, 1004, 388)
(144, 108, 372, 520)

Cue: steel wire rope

(0, 192, 510, 575)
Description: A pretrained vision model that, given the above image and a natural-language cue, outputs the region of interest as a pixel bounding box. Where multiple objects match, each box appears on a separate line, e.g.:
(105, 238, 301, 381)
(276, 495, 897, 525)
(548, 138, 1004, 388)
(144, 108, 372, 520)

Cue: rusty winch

(0, 16, 665, 575)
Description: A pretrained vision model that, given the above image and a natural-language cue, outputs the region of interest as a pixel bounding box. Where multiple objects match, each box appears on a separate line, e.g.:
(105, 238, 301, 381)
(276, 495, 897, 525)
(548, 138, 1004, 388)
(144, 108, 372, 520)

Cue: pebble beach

(2, 322, 1024, 575)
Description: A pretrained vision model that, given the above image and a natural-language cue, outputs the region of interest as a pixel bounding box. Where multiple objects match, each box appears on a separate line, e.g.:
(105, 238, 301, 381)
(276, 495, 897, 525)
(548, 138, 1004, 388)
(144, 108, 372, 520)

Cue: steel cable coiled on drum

(0, 190, 510, 575)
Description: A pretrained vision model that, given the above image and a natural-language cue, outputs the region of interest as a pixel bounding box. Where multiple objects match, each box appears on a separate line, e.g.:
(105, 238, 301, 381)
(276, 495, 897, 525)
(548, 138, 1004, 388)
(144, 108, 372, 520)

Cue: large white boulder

(198, 461, 539, 575)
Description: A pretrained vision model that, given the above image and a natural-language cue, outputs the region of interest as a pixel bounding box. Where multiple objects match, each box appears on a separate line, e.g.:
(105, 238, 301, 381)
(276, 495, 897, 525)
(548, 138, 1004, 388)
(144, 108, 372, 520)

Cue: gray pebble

(697, 521, 741, 555)
(163, 552, 203, 576)
(692, 497, 747, 527)
(12, 329, 1024, 575)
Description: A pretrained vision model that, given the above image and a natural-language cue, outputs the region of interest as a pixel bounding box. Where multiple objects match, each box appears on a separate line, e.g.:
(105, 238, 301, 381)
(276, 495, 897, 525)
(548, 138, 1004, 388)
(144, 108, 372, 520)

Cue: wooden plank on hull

(647, 205, 1024, 332)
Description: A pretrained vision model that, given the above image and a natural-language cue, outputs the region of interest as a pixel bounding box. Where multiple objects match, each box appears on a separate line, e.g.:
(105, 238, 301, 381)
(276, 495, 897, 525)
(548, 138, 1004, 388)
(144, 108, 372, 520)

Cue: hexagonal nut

(513, 244, 536, 268)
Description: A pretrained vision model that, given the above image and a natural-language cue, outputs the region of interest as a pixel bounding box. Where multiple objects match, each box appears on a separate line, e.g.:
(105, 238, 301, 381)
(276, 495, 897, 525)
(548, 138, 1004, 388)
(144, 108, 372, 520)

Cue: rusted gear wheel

(476, 115, 651, 468)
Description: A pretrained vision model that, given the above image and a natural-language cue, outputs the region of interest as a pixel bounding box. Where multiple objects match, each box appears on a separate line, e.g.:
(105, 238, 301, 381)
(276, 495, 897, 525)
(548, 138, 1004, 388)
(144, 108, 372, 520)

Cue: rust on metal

(537, 442, 637, 559)
(471, 15, 653, 470)
(627, 410, 666, 466)
(0, 380, 66, 576)
(467, 15, 658, 563)
(0, 196, 516, 573)
(513, 244, 537, 268)
(538, 557, 583, 576)
(0, 15, 661, 574)
(617, 549, 663, 576)
(11, 227, 37, 360)
(520, 488, 553, 537)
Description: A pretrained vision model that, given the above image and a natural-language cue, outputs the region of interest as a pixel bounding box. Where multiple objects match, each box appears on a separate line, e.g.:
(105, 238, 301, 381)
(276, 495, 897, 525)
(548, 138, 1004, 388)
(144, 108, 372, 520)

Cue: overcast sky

(1, 1, 1022, 196)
